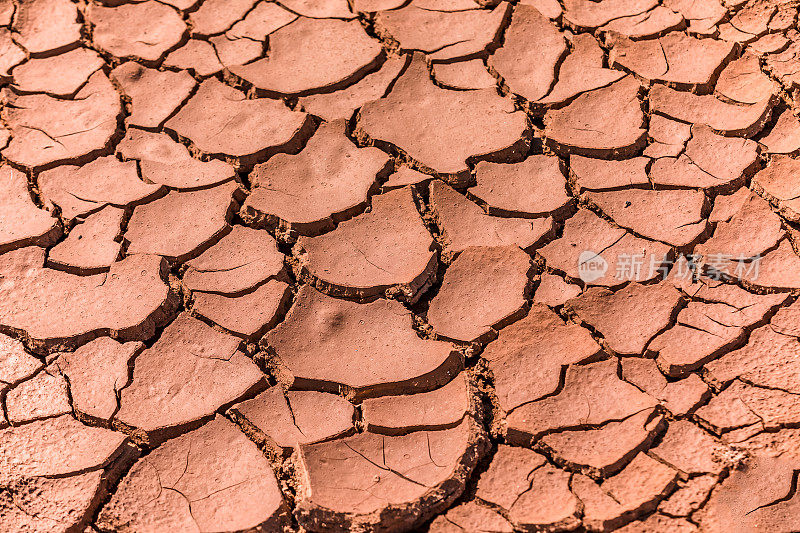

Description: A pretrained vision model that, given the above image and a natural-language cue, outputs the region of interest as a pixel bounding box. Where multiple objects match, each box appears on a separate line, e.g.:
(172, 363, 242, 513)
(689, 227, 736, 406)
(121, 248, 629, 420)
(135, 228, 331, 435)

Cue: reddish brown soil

(2, 1, 800, 532)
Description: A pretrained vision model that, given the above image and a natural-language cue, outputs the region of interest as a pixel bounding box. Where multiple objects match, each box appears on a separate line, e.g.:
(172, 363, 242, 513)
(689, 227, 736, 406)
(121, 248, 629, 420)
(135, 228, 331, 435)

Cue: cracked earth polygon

(1, 0, 800, 532)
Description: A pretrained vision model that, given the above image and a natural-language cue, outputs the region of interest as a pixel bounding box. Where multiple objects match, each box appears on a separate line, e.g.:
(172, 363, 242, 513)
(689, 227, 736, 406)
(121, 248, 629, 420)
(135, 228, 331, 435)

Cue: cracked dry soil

(4, 0, 800, 531)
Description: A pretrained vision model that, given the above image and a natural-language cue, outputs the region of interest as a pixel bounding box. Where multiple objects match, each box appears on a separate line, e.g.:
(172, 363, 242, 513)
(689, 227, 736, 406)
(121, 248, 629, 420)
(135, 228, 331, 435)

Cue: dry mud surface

(4, 0, 800, 532)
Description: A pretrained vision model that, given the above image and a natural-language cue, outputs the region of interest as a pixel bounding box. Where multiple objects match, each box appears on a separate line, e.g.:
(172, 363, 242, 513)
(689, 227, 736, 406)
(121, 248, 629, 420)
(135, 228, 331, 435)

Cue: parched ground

(3, 0, 800, 531)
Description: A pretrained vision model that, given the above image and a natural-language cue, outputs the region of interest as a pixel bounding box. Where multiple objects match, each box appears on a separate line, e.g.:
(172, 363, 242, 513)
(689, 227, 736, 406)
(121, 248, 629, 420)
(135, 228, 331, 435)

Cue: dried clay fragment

(55, 337, 144, 422)
(37, 156, 162, 222)
(163, 36, 263, 76)
(280, 0, 353, 19)
(299, 55, 408, 121)
(752, 154, 800, 222)
(117, 129, 236, 190)
(295, 417, 486, 532)
(382, 166, 432, 190)
(572, 452, 678, 530)
(488, 4, 567, 103)
(537, 33, 625, 106)
(356, 53, 529, 176)
(696, 379, 800, 434)
(470, 155, 571, 218)
(505, 358, 658, 445)
(764, 34, 800, 89)
(749, 32, 790, 54)
(716, 52, 778, 104)
(569, 156, 649, 191)
(566, 282, 683, 356)
(533, 273, 581, 307)
(476, 445, 581, 531)
(0, 334, 43, 404)
(695, 192, 783, 262)
(585, 188, 708, 247)
(263, 286, 461, 400)
(704, 323, 800, 396)
(0, 247, 174, 352)
(0, 415, 134, 533)
(651, 420, 735, 475)
(609, 32, 735, 88)
(657, 475, 718, 518)
(374, 2, 510, 61)
(227, 2, 297, 41)
(115, 313, 265, 445)
(430, 181, 554, 254)
(188, 0, 258, 36)
(664, 0, 726, 33)
(429, 501, 513, 533)
(11, 48, 105, 96)
(734, 239, 800, 290)
(0, 164, 59, 254)
(294, 187, 437, 302)
(0, 415, 130, 485)
(649, 84, 775, 137)
(543, 76, 647, 158)
(86, 1, 187, 62)
(183, 225, 285, 295)
(1, 470, 115, 533)
(230, 18, 382, 96)
(0, 29, 25, 78)
(541, 409, 665, 478)
(696, 456, 800, 532)
(537, 209, 671, 287)
(644, 115, 691, 158)
(98, 416, 286, 533)
(432, 59, 497, 90)
(241, 120, 390, 235)
(484, 303, 601, 413)
(622, 357, 710, 415)
(162, 39, 224, 76)
(165, 79, 311, 167)
(361, 372, 470, 434)
(231, 386, 354, 452)
(110, 62, 196, 128)
(601, 6, 684, 38)
(650, 290, 786, 377)
(719, 0, 774, 41)
(125, 181, 240, 262)
(649, 125, 759, 191)
(519, 0, 562, 18)
(759, 108, 800, 154)
(12, 0, 81, 55)
(427, 246, 530, 343)
(2, 72, 121, 170)
(47, 206, 123, 274)
(562, 0, 658, 28)
(192, 280, 291, 338)
(5, 365, 71, 424)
